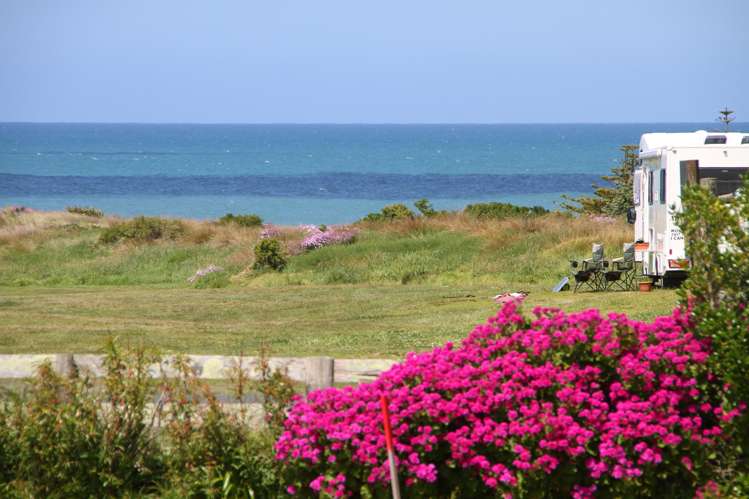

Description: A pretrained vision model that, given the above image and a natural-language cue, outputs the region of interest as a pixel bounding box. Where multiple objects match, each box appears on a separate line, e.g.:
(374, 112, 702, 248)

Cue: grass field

(0, 285, 678, 357)
(0, 208, 678, 358)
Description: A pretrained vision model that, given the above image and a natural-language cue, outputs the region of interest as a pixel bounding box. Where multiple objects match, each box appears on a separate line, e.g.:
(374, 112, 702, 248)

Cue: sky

(0, 0, 747, 123)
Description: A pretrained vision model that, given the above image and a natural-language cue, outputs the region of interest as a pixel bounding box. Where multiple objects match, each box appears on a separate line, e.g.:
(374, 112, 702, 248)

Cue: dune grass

(0, 209, 632, 288)
(0, 208, 670, 358)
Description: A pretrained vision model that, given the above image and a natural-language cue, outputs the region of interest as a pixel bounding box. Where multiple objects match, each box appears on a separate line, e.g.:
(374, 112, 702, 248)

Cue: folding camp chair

(604, 243, 636, 291)
(570, 243, 605, 292)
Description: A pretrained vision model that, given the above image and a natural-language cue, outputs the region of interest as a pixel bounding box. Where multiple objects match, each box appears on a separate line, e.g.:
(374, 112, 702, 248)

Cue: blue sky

(1, 0, 747, 123)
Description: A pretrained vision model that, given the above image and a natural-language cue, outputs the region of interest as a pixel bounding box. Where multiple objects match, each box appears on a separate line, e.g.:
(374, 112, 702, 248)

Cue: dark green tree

(718, 106, 735, 132)
(562, 144, 638, 216)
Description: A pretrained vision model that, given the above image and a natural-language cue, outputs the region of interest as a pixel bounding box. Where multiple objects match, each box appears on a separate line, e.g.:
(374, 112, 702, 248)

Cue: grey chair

(571, 243, 605, 292)
(604, 243, 636, 291)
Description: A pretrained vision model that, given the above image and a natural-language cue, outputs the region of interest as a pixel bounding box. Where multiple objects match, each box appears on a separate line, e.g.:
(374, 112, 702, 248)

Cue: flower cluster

(276, 301, 743, 497)
(260, 224, 282, 239)
(300, 225, 357, 250)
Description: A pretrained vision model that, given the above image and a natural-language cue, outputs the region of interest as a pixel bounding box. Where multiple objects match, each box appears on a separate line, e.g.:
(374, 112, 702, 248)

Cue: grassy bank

(0, 208, 676, 357)
(0, 208, 632, 288)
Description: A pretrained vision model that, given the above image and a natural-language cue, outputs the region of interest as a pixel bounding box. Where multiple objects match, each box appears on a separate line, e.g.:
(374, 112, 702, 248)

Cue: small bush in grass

(99, 216, 185, 244)
(218, 213, 263, 227)
(465, 201, 548, 219)
(276, 301, 743, 498)
(65, 205, 103, 217)
(253, 238, 287, 271)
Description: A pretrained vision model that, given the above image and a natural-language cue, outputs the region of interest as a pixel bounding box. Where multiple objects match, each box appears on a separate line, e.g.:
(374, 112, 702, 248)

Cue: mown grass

(0, 285, 677, 357)
(0, 208, 670, 357)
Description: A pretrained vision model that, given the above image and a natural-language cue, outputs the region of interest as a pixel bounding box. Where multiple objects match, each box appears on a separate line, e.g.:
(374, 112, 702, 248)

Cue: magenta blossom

(276, 301, 742, 497)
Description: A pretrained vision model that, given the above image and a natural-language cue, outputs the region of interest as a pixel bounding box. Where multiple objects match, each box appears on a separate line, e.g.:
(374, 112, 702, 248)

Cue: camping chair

(570, 243, 605, 292)
(604, 243, 636, 291)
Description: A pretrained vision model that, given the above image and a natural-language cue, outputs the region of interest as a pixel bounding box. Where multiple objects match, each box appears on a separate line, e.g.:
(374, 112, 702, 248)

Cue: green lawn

(0, 285, 678, 358)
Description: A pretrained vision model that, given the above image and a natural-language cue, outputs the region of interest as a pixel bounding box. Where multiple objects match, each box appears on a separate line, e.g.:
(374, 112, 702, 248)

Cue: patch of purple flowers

(260, 224, 282, 239)
(300, 225, 357, 250)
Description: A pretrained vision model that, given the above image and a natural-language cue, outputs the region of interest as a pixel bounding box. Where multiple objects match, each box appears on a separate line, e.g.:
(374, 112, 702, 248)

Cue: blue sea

(0, 123, 739, 224)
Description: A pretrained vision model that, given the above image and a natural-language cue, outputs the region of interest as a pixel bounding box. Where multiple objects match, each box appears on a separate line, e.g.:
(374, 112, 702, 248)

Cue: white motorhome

(631, 130, 749, 285)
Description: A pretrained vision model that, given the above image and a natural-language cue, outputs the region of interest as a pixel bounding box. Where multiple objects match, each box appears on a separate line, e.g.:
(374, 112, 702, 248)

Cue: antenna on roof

(717, 106, 735, 132)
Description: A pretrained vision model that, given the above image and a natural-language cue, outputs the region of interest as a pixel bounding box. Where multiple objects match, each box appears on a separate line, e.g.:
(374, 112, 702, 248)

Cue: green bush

(0, 343, 291, 498)
(414, 198, 437, 217)
(361, 203, 415, 222)
(464, 201, 548, 219)
(0, 341, 163, 497)
(675, 174, 749, 492)
(65, 206, 103, 217)
(99, 216, 185, 244)
(218, 213, 263, 227)
(253, 238, 287, 271)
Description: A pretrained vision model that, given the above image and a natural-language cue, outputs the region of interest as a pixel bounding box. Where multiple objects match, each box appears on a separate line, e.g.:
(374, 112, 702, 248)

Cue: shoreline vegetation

(0, 202, 676, 356)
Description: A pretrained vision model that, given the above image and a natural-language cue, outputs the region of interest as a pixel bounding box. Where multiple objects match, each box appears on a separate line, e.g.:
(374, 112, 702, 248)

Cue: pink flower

(276, 302, 742, 497)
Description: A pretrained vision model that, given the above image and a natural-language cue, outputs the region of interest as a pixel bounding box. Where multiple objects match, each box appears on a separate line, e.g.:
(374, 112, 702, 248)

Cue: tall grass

(0, 209, 633, 289)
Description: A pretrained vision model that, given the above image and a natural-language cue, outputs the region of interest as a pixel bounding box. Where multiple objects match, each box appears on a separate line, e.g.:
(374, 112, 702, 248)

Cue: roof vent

(742, 136, 749, 144)
(705, 135, 727, 144)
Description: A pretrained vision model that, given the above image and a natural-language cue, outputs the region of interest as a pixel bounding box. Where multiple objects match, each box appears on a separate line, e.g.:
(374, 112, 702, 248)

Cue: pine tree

(717, 106, 735, 131)
(561, 144, 638, 216)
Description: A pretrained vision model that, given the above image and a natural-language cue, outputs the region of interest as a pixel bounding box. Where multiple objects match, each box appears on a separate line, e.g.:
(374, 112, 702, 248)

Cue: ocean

(0, 123, 738, 224)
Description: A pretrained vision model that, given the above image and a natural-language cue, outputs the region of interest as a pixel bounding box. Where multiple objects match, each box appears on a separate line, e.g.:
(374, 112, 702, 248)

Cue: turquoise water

(0, 123, 739, 224)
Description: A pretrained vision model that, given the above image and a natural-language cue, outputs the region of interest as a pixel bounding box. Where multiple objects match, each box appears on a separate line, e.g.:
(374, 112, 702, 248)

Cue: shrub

(414, 198, 437, 217)
(0, 341, 163, 497)
(277, 301, 743, 498)
(464, 201, 548, 219)
(99, 216, 185, 244)
(675, 174, 749, 490)
(253, 238, 287, 271)
(65, 206, 103, 217)
(218, 213, 263, 227)
(361, 203, 415, 222)
(0, 344, 291, 498)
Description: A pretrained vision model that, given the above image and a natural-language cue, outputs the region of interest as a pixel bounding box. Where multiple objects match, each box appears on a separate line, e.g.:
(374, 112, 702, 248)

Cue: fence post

(54, 353, 76, 377)
(305, 356, 334, 391)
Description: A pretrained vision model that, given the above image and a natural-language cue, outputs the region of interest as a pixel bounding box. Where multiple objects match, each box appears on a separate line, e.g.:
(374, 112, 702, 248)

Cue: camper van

(631, 130, 749, 285)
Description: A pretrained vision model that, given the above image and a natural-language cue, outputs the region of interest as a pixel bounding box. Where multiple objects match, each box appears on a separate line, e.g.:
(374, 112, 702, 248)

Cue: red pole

(380, 395, 401, 499)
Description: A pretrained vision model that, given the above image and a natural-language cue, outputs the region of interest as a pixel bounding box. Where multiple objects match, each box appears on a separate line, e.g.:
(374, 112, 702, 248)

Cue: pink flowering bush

(276, 301, 743, 498)
(300, 225, 357, 251)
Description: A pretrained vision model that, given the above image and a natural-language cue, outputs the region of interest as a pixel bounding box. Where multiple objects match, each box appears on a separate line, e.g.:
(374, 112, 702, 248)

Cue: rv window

(633, 171, 641, 205)
(742, 136, 749, 144)
(648, 170, 654, 205)
(659, 169, 666, 204)
(699, 167, 749, 196)
(680, 160, 699, 186)
(705, 135, 727, 144)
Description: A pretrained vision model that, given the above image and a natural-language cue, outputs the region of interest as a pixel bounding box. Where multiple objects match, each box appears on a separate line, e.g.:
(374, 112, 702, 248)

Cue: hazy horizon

(3, 121, 749, 126)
